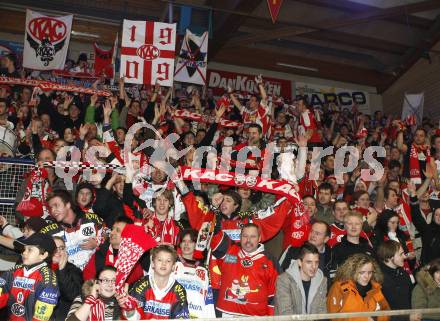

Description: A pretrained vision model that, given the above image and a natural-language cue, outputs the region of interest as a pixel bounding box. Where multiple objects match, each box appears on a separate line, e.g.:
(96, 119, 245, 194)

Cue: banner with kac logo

(207, 69, 292, 100)
(295, 82, 370, 113)
(120, 20, 176, 86)
(23, 9, 72, 70)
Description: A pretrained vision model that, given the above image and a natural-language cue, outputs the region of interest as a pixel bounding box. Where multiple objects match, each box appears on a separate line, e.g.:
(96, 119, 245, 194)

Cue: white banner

(401, 93, 424, 125)
(23, 9, 72, 70)
(174, 30, 208, 85)
(120, 20, 176, 86)
(295, 82, 370, 114)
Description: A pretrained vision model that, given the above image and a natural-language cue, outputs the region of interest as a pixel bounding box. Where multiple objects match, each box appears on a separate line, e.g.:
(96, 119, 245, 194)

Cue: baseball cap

(16, 233, 56, 255)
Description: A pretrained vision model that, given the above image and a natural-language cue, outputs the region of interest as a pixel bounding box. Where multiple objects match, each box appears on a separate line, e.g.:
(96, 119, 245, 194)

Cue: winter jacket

(331, 236, 373, 277)
(275, 260, 327, 315)
(316, 203, 334, 225)
(409, 196, 440, 264)
(379, 262, 413, 313)
(327, 280, 390, 321)
(52, 262, 83, 321)
(411, 268, 440, 319)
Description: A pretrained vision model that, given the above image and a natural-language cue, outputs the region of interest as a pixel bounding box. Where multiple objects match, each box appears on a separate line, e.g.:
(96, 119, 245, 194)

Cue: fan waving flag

(120, 20, 176, 86)
(23, 9, 72, 70)
(174, 29, 208, 85)
(114, 224, 157, 291)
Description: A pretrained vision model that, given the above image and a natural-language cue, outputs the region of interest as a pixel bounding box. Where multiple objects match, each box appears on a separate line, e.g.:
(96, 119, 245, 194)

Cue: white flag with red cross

(120, 20, 176, 86)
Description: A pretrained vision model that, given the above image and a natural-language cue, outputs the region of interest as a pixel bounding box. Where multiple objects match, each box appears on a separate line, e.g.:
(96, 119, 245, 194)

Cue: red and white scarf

(84, 295, 105, 321)
(172, 109, 240, 128)
(409, 144, 430, 184)
(145, 212, 180, 245)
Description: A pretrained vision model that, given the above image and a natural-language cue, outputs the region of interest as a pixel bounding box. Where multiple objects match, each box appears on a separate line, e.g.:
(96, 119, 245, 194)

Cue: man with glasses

(52, 236, 83, 321)
(279, 221, 332, 278)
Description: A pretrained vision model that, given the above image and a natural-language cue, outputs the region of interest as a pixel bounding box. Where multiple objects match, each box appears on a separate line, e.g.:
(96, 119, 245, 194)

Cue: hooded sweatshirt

(275, 260, 327, 315)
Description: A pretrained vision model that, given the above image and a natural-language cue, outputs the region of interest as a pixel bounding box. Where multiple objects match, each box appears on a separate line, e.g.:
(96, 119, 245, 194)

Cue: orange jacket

(327, 280, 390, 321)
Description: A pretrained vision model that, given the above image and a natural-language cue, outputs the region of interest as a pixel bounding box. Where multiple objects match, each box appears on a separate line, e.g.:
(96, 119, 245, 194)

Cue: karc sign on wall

(295, 82, 370, 114)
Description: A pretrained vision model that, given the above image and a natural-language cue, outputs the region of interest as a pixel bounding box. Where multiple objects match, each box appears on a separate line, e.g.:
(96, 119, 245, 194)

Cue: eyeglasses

(98, 279, 116, 285)
(55, 246, 66, 252)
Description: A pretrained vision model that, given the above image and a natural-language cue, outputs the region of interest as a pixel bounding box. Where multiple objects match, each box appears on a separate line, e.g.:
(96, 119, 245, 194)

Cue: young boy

(120, 244, 189, 320)
(0, 233, 59, 321)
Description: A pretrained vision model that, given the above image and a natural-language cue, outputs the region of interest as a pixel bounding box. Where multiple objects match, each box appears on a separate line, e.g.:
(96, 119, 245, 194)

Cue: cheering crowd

(0, 51, 440, 321)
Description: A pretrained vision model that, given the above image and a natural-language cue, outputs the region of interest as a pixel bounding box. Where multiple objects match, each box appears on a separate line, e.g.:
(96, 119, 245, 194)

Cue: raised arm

(228, 87, 244, 113)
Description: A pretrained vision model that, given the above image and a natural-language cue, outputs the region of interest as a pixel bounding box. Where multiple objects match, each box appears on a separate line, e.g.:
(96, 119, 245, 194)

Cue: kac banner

(23, 9, 73, 70)
(120, 20, 176, 86)
(207, 69, 292, 100)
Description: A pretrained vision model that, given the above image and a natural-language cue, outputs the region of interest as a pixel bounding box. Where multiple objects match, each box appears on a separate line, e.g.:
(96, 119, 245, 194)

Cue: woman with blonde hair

(327, 253, 390, 321)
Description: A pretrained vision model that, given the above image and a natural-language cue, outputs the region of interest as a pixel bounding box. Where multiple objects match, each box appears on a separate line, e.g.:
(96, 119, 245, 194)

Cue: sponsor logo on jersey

(66, 244, 82, 256)
(177, 279, 203, 292)
(11, 303, 25, 316)
(188, 302, 203, 311)
(17, 292, 24, 303)
(82, 226, 94, 236)
(223, 229, 240, 241)
(13, 277, 35, 290)
(241, 259, 253, 267)
(224, 254, 238, 264)
(144, 300, 171, 316)
(38, 287, 58, 305)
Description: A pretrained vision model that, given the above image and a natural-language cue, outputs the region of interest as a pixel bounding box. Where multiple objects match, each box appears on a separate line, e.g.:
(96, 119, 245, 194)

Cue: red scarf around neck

(409, 144, 430, 184)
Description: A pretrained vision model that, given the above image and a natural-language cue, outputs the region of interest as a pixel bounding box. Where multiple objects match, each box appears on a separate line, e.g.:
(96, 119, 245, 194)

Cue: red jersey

(182, 192, 293, 250)
(0, 263, 59, 321)
(281, 199, 310, 249)
(241, 102, 271, 137)
(126, 275, 189, 319)
(211, 231, 277, 316)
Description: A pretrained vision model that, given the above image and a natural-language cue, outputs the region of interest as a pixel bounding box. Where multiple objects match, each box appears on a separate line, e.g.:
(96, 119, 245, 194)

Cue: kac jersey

(40, 212, 104, 270)
(0, 262, 59, 321)
(212, 232, 278, 316)
(174, 261, 215, 318)
(128, 274, 189, 319)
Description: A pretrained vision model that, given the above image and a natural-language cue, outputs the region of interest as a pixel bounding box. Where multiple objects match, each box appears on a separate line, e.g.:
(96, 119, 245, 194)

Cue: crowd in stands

(0, 51, 440, 321)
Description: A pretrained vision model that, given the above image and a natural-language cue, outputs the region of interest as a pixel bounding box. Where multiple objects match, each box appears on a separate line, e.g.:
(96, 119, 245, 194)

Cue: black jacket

(410, 196, 440, 265)
(331, 235, 372, 276)
(379, 262, 413, 310)
(52, 262, 83, 321)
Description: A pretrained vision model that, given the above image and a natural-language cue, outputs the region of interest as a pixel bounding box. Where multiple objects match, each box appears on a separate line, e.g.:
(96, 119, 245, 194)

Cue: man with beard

(210, 223, 278, 316)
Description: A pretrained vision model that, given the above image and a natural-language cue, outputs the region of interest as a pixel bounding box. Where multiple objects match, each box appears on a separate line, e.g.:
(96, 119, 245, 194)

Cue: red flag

(114, 224, 157, 292)
(93, 43, 114, 78)
(267, 0, 284, 23)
